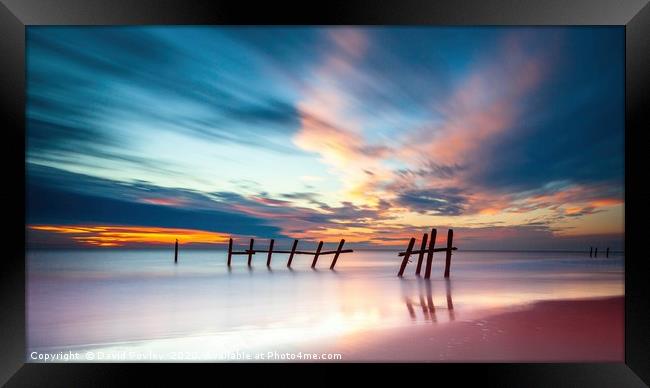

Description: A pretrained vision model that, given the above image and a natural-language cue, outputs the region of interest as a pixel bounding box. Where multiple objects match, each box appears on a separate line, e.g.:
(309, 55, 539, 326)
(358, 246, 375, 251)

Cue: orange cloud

(29, 225, 230, 247)
(292, 29, 395, 207)
(403, 33, 548, 169)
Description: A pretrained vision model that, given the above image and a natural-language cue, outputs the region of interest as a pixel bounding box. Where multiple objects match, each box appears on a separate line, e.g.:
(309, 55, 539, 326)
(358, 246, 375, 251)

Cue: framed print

(1, 0, 649, 386)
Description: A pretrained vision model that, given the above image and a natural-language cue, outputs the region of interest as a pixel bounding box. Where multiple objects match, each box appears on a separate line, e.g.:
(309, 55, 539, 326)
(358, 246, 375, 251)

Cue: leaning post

(329, 239, 346, 269)
(266, 239, 275, 266)
(443, 229, 454, 278)
(397, 238, 416, 277)
(247, 238, 255, 266)
(424, 229, 438, 279)
(287, 239, 299, 267)
(311, 241, 324, 268)
(227, 238, 233, 267)
(415, 233, 428, 276)
(174, 239, 179, 264)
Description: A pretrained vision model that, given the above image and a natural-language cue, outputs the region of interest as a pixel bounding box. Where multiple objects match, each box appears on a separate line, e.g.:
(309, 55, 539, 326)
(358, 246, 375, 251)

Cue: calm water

(27, 248, 624, 361)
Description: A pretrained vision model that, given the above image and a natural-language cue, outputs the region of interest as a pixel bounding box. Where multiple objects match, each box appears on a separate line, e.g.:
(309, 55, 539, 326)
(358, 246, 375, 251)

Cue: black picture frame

(1, 0, 648, 386)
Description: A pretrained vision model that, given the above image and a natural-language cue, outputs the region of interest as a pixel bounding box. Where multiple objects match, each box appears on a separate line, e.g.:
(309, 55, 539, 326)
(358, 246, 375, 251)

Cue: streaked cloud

(26, 27, 624, 249)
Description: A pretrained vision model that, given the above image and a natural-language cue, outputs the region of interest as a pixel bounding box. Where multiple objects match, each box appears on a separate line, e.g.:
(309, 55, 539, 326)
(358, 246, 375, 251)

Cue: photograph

(25, 25, 625, 363)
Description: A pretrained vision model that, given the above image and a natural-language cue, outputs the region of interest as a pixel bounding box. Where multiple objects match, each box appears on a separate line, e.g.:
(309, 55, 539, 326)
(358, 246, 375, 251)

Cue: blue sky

(26, 26, 624, 249)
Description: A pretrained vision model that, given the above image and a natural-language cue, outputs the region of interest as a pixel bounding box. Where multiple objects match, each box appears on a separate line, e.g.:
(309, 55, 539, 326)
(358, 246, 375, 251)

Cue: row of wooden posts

(228, 238, 353, 269)
(173, 229, 458, 279)
(174, 237, 353, 269)
(589, 246, 611, 258)
(397, 229, 457, 279)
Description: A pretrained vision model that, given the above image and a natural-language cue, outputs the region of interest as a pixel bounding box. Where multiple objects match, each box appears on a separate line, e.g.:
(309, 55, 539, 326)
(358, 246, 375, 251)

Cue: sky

(26, 26, 625, 250)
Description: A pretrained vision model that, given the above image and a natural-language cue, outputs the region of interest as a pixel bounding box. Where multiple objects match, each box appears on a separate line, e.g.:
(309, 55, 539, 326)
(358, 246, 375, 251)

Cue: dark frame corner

(1, 0, 649, 386)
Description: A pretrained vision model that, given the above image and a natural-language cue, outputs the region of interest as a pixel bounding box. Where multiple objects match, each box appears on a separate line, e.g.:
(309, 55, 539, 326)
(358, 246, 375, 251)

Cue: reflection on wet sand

(404, 280, 454, 323)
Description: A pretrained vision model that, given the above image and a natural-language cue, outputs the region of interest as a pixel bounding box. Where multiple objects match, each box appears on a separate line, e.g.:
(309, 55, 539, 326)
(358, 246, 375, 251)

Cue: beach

(318, 296, 623, 362)
(26, 248, 624, 362)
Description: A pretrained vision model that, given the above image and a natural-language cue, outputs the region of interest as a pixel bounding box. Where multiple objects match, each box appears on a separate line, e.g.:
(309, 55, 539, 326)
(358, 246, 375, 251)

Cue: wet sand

(324, 296, 623, 362)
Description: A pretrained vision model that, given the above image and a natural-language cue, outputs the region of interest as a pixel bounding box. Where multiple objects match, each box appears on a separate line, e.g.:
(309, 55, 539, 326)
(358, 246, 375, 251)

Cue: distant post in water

(415, 233, 428, 276)
(397, 238, 416, 277)
(606, 247, 610, 258)
(589, 246, 593, 257)
(424, 229, 437, 279)
(227, 238, 233, 267)
(174, 239, 179, 264)
(311, 241, 324, 268)
(444, 229, 454, 278)
(287, 239, 299, 267)
(329, 239, 346, 269)
(266, 239, 275, 266)
(247, 238, 255, 266)
(594, 247, 598, 258)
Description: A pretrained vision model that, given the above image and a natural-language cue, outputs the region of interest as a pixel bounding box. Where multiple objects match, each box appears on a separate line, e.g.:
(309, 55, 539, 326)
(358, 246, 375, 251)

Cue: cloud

(27, 26, 309, 173)
(395, 188, 467, 216)
(27, 180, 283, 239)
(27, 164, 396, 245)
(291, 29, 399, 206)
(26, 27, 625, 249)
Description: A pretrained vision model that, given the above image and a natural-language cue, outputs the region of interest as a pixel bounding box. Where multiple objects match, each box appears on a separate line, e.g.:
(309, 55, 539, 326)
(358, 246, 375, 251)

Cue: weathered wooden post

(287, 239, 299, 267)
(311, 241, 324, 268)
(247, 238, 255, 266)
(266, 239, 275, 266)
(606, 247, 610, 258)
(424, 229, 437, 279)
(329, 239, 346, 269)
(415, 233, 428, 276)
(443, 229, 454, 278)
(594, 247, 598, 258)
(589, 246, 593, 257)
(397, 238, 416, 277)
(227, 238, 233, 267)
(174, 239, 178, 263)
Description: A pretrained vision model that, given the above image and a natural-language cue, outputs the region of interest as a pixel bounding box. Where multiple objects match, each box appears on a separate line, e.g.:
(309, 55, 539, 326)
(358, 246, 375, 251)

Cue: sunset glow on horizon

(29, 225, 231, 247)
(26, 26, 624, 250)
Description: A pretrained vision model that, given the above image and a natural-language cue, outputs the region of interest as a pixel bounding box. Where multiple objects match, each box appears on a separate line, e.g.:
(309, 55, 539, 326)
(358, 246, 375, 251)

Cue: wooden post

(444, 229, 454, 278)
(266, 239, 275, 266)
(311, 241, 324, 268)
(594, 247, 598, 258)
(415, 233, 428, 276)
(174, 239, 178, 263)
(589, 246, 593, 257)
(424, 229, 437, 279)
(329, 239, 345, 269)
(606, 247, 610, 258)
(227, 238, 233, 267)
(247, 238, 255, 266)
(287, 239, 298, 267)
(397, 238, 416, 277)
